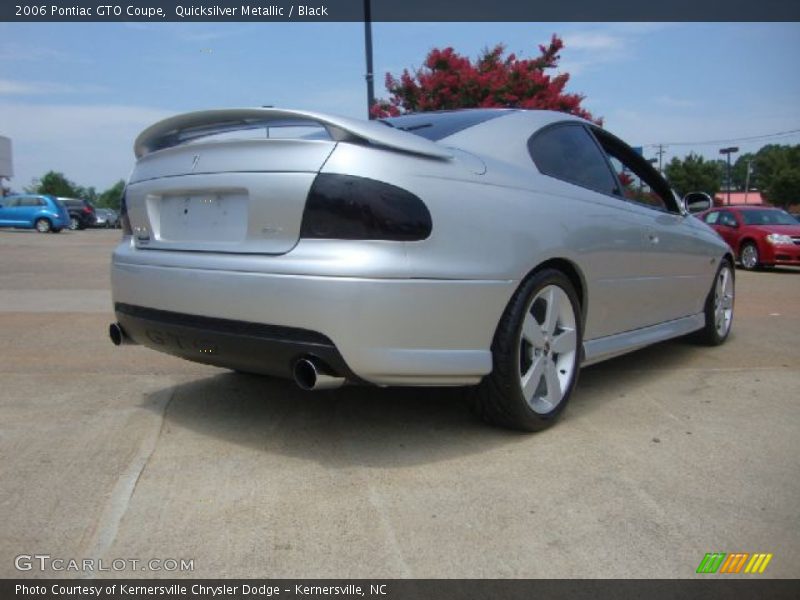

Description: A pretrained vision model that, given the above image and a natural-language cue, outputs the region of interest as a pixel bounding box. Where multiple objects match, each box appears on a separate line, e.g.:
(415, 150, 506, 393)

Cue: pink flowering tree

(370, 35, 599, 124)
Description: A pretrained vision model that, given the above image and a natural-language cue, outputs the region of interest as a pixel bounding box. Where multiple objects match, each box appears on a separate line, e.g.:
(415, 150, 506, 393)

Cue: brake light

(299, 174, 432, 241)
(120, 187, 132, 235)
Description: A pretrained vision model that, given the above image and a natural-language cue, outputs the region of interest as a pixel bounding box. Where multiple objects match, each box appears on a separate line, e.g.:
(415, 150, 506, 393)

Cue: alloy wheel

(741, 244, 758, 269)
(714, 265, 734, 337)
(518, 285, 578, 415)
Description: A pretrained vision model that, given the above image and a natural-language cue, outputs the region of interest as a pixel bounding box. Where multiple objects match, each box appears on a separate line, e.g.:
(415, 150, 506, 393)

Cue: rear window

(380, 110, 512, 141)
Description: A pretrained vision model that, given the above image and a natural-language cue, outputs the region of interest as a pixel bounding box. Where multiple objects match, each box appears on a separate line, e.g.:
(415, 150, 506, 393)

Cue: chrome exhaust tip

(293, 358, 345, 391)
(109, 322, 135, 346)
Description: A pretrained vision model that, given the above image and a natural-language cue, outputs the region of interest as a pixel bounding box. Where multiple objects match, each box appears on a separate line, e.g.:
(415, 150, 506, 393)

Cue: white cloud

(562, 32, 623, 52)
(0, 42, 90, 64)
(0, 79, 109, 96)
(557, 24, 673, 76)
(0, 103, 174, 190)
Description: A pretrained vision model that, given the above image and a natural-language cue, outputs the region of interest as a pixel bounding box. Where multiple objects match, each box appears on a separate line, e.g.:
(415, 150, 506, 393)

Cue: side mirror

(683, 191, 713, 214)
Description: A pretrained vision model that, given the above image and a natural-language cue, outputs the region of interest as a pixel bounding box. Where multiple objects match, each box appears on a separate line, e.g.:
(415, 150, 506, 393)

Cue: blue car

(0, 194, 71, 233)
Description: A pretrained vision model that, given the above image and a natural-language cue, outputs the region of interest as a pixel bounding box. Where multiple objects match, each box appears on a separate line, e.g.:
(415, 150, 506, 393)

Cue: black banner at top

(2, 0, 799, 22)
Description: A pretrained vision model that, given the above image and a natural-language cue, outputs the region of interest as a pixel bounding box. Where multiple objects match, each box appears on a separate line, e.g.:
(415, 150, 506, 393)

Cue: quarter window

(704, 211, 720, 224)
(590, 127, 678, 213)
(528, 123, 618, 196)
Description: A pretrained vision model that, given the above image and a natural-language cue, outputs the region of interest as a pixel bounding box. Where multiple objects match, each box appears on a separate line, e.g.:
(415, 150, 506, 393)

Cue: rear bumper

(111, 247, 516, 386)
(115, 303, 362, 382)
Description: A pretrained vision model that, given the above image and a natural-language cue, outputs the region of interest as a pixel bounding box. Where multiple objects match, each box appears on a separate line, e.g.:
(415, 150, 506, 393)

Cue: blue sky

(1, 21, 798, 191)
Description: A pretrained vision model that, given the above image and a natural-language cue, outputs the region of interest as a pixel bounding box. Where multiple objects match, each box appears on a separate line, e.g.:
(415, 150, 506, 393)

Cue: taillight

(300, 174, 432, 241)
(82, 206, 92, 214)
(120, 187, 132, 235)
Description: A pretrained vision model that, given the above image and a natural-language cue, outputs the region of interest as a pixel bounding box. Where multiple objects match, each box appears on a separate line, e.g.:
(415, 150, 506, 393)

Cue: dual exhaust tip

(293, 358, 345, 391)
(109, 322, 344, 391)
(109, 322, 134, 346)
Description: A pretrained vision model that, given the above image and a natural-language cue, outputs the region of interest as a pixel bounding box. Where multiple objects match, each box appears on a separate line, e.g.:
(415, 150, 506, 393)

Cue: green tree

(96, 180, 125, 210)
(752, 144, 800, 208)
(731, 153, 757, 191)
(664, 153, 723, 198)
(766, 169, 800, 208)
(26, 171, 82, 198)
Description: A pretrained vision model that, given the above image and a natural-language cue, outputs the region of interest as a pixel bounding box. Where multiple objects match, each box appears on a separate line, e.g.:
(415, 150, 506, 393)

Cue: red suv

(700, 205, 800, 270)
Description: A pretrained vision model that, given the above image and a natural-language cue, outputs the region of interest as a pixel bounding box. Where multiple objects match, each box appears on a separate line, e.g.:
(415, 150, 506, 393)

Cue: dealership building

(0, 136, 12, 196)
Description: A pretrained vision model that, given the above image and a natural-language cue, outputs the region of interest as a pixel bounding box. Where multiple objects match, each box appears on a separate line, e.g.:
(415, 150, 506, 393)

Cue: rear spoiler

(134, 107, 453, 160)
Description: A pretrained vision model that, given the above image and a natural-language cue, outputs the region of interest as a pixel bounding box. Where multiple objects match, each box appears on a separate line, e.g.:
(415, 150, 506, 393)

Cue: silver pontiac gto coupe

(109, 108, 734, 431)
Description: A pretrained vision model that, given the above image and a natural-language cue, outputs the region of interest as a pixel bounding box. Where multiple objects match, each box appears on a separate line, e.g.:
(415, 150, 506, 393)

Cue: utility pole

(743, 159, 753, 205)
(363, 0, 375, 119)
(654, 144, 667, 173)
(719, 147, 739, 205)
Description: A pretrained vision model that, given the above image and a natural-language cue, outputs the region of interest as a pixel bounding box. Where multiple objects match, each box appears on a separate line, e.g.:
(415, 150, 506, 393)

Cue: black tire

(739, 241, 759, 270)
(693, 258, 735, 346)
(69, 216, 80, 231)
(471, 269, 583, 432)
(51, 227, 62, 234)
(34, 218, 51, 233)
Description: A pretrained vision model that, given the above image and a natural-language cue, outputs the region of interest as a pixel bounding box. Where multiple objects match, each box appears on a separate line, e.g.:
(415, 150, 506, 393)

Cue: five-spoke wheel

(519, 285, 578, 415)
(473, 269, 582, 431)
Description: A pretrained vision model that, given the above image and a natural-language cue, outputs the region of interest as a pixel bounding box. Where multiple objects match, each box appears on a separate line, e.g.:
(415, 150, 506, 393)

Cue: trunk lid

(126, 138, 336, 254)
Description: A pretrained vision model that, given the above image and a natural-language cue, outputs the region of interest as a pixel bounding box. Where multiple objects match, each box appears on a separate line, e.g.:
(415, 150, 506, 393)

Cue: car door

(588, 127, 714, 325)
(528, 122, 660, 338)
(0, 196, 24, 226)
(18, 196, 43, 226)
(715, 210, 741, 250)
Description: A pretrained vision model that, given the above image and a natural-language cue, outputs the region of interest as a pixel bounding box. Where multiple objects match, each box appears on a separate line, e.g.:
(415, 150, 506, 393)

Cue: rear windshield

(380, 109, 512, 141)
(740, 209, 796, 226)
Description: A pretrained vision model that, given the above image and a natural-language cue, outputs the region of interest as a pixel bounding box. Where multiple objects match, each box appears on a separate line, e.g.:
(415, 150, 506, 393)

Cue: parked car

(58, 197, 97, 230)
(109, 108, 734, 431)
(699, 205, 800, 270)
(94, 208, 120, 228)
(0, 193, 71, 233)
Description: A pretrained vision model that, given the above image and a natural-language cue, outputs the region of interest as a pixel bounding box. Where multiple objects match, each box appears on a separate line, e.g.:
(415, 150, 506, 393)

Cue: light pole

(719, 146, 739, 205)
(363, 0, 375, 119)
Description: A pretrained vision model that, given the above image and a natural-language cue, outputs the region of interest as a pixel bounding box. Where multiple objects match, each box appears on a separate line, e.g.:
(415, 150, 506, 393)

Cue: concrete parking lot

(1, 228, 798, 579)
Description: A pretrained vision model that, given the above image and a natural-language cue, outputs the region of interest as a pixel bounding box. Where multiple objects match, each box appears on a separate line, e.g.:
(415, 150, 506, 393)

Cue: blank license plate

(159, 192, 247, 242)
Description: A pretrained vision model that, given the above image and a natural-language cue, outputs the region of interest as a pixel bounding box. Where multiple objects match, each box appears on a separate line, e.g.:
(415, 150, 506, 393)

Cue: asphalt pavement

(1, 228, 798, 578)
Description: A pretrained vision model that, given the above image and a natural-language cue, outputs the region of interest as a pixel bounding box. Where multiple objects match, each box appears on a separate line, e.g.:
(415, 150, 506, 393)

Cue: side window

(719, 211, 738, 227)
(528, 123, 618, 196)
(19, 197, 40, 207)
(704, 211, 720, 224)
(4, 197, 20, 207)
(590, 127, 678, 213)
